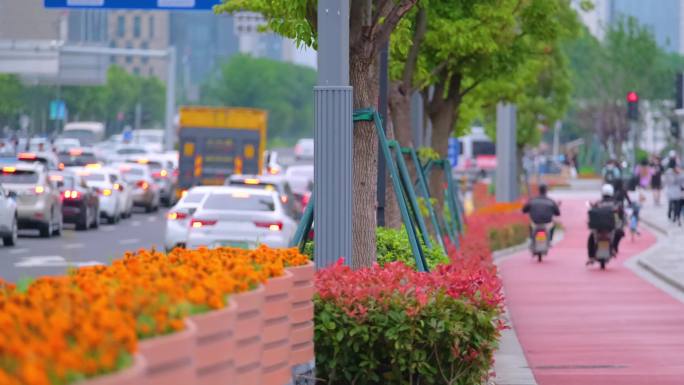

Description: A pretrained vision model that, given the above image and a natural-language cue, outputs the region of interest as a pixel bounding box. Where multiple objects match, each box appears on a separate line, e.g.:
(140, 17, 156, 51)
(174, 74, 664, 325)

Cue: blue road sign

(447, 137, 460, 168)
(44, 0, 221, 10)
(49, 100, 66, 121)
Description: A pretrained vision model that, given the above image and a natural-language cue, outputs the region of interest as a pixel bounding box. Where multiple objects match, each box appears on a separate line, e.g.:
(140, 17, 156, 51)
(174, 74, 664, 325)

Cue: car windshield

(83, 173, 106, 182)
(117, 148, 146, 155)
(202, 192, 275, 211)
(58, 152, 97, 166)
(182, 192, 206, 204)
(230, 180, 278, 192)
(473, 141, 496, 156)
(61, 175, 77, 189)
(121, 168, 144, 182)
(0, 170, 38, 184)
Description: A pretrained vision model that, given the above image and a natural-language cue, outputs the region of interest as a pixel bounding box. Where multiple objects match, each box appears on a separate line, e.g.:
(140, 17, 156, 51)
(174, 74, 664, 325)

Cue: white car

(164, 186, 214, 251)
(114, 162, 160, 212)
(0, 183, 18, 246)
(125, 156, 177, 206)
(294, 138, 314, 160)
(284, 164, 313, 197)
(186, 186, 297, 250)
(107, 168, 134, 218)
(54, 138, 81, 152)
(105, 145, 152, 164)
(72, 166, 123, 224)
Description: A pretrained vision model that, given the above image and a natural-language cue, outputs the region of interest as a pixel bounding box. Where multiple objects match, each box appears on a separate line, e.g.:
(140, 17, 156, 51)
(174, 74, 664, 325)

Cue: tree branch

(373, 0, 418, 48)
(402, 6, 428, 90)
(458, 76, 486, 99)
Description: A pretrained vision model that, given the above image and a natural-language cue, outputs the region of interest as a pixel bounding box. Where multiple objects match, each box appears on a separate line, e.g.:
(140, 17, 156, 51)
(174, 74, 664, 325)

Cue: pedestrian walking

(664, 166, 681, 224)
(651, 156, 663, 206)
(634, 159, 652, 202)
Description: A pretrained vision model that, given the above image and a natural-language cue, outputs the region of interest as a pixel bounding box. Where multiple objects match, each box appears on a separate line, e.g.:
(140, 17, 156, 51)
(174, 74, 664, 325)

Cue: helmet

(601, 183, 614, 197)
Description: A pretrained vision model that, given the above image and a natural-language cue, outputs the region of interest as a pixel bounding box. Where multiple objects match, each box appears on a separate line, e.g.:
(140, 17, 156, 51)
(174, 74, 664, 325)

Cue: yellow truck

(177, 106, 267, 193)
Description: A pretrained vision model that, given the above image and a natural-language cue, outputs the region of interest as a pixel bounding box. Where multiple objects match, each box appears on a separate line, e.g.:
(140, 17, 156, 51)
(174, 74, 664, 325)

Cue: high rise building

(108, 10, 169, 79)
(169, 12, 239, 101)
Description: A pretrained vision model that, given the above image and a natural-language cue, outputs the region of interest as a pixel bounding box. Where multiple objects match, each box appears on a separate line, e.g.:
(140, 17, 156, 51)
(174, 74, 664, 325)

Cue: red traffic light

(626, 92, 639, 103)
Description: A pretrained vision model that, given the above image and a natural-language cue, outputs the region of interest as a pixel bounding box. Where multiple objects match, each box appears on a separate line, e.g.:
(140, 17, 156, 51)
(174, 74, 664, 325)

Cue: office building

(108, 10, 169, 78)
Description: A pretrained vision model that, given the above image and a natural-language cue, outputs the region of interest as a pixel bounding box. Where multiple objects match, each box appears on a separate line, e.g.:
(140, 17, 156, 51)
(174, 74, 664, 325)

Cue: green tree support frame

(290, 108, 465, 272)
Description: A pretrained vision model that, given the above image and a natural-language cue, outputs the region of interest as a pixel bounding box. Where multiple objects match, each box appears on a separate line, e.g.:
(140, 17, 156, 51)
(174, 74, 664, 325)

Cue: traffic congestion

(0, 122, 314, 282)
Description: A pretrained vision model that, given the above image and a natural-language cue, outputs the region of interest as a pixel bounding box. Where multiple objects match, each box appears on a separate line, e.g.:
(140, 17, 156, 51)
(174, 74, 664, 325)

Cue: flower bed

(0, 246, 311, 385)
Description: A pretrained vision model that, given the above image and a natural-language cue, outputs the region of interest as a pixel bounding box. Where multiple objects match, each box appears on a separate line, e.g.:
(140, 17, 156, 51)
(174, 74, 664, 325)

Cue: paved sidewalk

(499, 198, 684, 385)
(636, 201, 684, 292)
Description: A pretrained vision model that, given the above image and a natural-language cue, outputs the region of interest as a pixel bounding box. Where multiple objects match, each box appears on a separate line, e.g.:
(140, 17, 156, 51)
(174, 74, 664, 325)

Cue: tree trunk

(350, 53, 379, 269)
(428, 99, 456, 218)
(383, 117, 402, 229)
(384, 80, 415, 229)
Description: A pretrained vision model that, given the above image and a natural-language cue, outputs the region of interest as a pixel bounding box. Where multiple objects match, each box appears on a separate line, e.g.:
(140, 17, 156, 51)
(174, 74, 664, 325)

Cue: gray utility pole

(58, 45, 177, 151)
(314, 0, 353, 269)
(134, 102, 142, 131)
(496, 103, 518, 202)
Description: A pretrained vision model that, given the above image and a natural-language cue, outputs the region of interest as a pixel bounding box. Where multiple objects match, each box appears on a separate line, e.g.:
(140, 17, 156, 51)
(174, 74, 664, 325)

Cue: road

(0, 207, 168, 283)
(500, 197, 684, 385)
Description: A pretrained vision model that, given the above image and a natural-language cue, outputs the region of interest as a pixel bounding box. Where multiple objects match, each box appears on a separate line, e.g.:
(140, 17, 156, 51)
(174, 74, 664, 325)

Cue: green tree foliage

(0, 75, 25, 127)
(61, 66, 166, 133)
(217, 0, 418, 268)
(200, 55, 316, 144)
(564, 17, 684, 153)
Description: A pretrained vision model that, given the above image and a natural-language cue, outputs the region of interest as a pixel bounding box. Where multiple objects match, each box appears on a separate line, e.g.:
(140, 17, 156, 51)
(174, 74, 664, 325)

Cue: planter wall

(261, 270, 293, 385)
(287, 262, 315, 370)
(78, 354, 147, 385)
(191, 299, 238, 385)
(138, 319, 197, 385)
(233, 285, 265, 385)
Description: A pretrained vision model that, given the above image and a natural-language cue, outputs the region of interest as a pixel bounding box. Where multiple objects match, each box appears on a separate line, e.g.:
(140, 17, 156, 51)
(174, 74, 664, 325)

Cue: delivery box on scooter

(588, 205, 616, 231)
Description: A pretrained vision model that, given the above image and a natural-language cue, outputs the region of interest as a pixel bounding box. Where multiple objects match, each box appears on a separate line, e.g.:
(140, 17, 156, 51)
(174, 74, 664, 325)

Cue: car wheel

(76, 207, 88, 231)
(2, 217, 17, 246)
(53, 216, 62, 236)
(145, 203, 153, 213)
(91, 208, 100, 229)
(108, 213, 117, 224)
(40, 212, 53, 238)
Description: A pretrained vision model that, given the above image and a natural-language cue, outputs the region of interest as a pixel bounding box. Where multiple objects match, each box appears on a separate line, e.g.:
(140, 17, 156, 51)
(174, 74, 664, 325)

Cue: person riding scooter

(587, 184, 625, 265)
(522, 184, 561, 241)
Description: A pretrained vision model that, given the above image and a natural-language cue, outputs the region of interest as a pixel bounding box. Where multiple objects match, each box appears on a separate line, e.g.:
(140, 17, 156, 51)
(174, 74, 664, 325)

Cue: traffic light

(626, 91, 639, 120)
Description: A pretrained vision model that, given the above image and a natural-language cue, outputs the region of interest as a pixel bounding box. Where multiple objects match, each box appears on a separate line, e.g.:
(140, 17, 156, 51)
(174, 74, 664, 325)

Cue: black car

(49, 171, 99, 230)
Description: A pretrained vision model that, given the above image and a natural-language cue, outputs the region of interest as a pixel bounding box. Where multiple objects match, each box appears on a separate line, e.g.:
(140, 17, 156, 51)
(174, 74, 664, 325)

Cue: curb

(630, 217, 684, 295)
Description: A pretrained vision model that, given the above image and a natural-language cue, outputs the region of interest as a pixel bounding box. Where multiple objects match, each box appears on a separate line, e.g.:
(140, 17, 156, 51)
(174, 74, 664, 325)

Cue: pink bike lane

(499, 199, 684, 385)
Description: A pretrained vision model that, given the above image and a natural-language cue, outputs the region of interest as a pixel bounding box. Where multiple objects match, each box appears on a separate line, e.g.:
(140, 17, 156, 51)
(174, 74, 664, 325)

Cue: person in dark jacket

(587, 184, 624, 264)
(522, 184, 561, 240)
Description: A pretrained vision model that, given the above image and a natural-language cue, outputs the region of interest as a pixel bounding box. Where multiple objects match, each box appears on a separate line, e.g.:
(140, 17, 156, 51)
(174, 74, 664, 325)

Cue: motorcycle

(530, 223, 552, 262)
(592, 229, 615, 270)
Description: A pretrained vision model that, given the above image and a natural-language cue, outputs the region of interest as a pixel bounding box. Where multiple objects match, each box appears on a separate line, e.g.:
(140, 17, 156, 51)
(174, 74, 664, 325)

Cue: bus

(454, 126, 496, 178)
(61, 122, 106, 146)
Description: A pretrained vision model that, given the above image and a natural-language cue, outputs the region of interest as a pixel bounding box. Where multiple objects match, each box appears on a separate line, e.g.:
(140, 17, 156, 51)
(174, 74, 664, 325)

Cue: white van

(62, 122, 105, 146)
(454, 126, 496, 178)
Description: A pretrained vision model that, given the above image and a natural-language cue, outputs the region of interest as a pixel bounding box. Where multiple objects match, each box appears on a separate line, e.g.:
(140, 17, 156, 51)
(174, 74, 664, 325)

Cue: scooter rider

(587, 184, 625, 264)
(522, 184, 560, 241)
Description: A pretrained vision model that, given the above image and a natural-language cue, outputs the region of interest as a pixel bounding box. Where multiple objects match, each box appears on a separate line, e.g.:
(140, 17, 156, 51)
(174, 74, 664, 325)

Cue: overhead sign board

(44, 0, 222, 10)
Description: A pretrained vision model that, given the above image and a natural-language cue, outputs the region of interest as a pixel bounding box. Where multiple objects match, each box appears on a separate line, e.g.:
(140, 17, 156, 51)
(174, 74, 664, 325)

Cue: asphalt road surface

(0, 207, 168, 283)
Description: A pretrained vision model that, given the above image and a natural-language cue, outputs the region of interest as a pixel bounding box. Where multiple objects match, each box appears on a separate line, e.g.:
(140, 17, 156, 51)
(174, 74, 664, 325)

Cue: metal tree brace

(290, 108, 465, 272)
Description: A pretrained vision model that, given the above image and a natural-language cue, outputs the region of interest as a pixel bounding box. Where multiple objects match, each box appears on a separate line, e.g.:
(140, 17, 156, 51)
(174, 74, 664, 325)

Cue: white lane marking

(14, 256, 103, 268)
(119, 238, 140, 245)
(101, 226, 117, 232)
(131, 221, 141, 227)
(9, 248, 29, 254)
(63, 243, 85, 249)
(147, 216, 157, 222)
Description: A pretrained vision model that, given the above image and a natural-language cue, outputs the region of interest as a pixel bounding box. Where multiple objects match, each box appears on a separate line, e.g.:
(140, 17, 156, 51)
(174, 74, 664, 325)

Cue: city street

(0, 208, 167, 283)
(499, 197, 684, 385)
